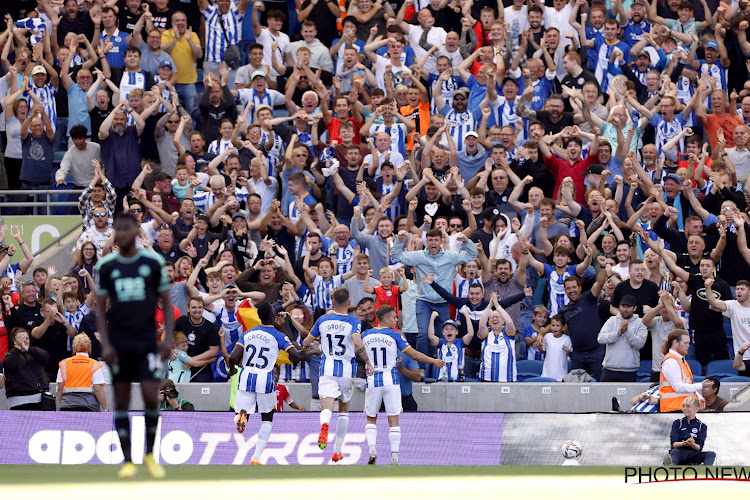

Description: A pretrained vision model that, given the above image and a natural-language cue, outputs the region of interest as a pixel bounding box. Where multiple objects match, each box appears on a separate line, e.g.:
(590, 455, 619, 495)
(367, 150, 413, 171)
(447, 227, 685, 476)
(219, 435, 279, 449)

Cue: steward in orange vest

(659, 329, 705, 412)
(56, 334, 108, 411)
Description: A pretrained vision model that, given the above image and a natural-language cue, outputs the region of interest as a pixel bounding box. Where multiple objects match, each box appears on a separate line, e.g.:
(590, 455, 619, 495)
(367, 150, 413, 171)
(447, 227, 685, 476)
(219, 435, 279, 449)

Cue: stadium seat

(687, 359, 703, 377)
(719, 376, 750, 383)
(693, 375, 705, 382)
(705, 360, 739, 379)
(424, 378, 437, 383)
(523, 376, 558, 383)
(637, 360, 652, 379)
(464, 377, 480, 382)
(639, 377, 651, 382)
(516, 360, 544, 381)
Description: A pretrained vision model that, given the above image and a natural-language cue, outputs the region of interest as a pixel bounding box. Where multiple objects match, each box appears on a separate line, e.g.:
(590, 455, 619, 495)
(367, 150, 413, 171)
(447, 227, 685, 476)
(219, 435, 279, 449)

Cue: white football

(562, 440, 582, 459)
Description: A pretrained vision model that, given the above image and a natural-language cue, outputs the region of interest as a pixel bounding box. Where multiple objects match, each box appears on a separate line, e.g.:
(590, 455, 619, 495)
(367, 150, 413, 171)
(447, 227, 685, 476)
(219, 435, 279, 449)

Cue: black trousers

(599, 368, 637, 382)
(669, 448, 716, 465)
(402, 394, 418, 412)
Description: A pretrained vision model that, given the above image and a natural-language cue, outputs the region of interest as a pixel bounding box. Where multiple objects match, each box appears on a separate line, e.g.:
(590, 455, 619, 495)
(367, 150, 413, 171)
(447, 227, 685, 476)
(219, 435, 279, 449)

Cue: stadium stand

(2, 0, 750, 419)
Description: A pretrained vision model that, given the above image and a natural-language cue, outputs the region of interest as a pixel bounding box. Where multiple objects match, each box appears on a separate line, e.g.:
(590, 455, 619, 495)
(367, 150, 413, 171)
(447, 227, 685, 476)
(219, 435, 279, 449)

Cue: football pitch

(1, 465, 745, 498)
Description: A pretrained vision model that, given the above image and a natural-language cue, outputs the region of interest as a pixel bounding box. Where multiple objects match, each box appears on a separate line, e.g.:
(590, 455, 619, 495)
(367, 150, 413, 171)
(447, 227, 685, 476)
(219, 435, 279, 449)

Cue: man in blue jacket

(391, 228, 477, 377)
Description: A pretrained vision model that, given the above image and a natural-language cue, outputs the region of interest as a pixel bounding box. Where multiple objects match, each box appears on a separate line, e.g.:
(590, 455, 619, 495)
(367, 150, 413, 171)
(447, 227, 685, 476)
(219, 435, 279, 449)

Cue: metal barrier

(0, 189, 83, 216)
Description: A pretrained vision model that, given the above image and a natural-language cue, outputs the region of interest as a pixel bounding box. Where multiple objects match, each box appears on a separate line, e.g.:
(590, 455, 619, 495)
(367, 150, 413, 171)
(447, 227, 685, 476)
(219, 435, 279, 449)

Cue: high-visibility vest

(58, 354, 103, 393)
(659, 352, 694, 412)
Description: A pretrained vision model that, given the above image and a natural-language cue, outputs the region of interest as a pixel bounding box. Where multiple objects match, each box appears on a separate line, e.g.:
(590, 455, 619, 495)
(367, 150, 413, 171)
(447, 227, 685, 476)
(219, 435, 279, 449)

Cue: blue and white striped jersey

(542, 264, 579, 316)
(202, 4, 244, 64)
(335, 241, 358, 275)
(440, 104, 479, 153)
(437, 338, 465, 382)
(64, 302, 90, 330)
(371, 123, 408, 157)
(215, 306, 244, 350)
(311, 274, 345, 311)
(309, 312, 361, 378)
(118, 70, 148, 102)
(698, 60, 727, 109)
(649, 113, 686, 156)
(361, 327, 410, 387)
(631, 385, 659, 413)
(480, 327, 516, 382)
(236, 324, 292, 393)
(260, 129, 285, 176)
(193, 190, 219, 213)
(27, 83, 57, 131)
(454, 275, 482, 299)
(207, 137, 234, 156)
(236, 88, 285, 119)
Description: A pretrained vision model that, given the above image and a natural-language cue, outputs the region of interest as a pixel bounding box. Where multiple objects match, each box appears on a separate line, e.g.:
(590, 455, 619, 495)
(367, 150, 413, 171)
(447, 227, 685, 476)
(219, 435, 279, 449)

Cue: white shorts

(318, 375, 354, 403)
(235, 390, 276, 414)
(365, 385, 402, 417)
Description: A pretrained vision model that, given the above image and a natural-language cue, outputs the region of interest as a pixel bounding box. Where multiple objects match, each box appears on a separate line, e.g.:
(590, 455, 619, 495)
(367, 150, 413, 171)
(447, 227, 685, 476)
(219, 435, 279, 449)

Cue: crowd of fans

(3, 0, 750, 412)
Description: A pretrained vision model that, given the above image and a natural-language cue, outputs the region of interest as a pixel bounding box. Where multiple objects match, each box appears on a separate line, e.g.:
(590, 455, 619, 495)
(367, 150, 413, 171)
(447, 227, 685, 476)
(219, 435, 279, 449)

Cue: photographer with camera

(158, 379, 194, 411)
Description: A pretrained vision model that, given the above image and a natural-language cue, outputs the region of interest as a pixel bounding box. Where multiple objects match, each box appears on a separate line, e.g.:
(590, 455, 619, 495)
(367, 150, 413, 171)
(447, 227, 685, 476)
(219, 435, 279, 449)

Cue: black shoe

(612, 397, 620, 412)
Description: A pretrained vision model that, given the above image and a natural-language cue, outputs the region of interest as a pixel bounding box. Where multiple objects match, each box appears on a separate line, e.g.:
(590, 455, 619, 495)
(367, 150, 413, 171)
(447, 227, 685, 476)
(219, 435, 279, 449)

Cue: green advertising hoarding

(0, 216, 82, 264)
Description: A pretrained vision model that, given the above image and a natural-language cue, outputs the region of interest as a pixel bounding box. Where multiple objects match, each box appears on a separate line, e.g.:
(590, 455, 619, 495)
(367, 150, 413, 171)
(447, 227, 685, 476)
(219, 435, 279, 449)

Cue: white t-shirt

(723, 300, 750, 359)
(504, 6, 530, 43)
(406, 25, 446, 76)
(76, 228, 113, 258)
(541, 333, 572, 382)
(649, 316, 680, 373)
(257, 28, 290, 79)
(248, 175, 278, 214)
(373, 55, 411, 91)
(612, 263, 630, 280)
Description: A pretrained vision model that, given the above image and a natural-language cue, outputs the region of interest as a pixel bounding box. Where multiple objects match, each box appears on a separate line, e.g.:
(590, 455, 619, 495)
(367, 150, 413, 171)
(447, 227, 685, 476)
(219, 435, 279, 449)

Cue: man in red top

(697, 88, 742, 151)
(322, 95, 363, 144)
(538, 130, 600, 204)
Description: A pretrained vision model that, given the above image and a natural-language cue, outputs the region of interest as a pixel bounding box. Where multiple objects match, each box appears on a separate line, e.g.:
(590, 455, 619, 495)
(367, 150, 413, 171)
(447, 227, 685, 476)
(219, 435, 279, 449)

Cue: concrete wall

(2, 382, 748, 412)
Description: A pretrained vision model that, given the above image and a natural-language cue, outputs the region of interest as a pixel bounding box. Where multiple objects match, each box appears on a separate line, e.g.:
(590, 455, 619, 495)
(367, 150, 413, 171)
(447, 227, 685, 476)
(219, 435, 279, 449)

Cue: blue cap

(159, 60, 172, 68)
(443, 319, 460, 330)
(705, 40, 719, 51)
(663, 173, 681, 184)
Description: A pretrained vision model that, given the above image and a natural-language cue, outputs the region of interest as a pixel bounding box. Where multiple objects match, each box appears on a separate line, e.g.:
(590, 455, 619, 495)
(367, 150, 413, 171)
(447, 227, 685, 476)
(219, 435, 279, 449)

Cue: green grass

(0, 465, 624, 484)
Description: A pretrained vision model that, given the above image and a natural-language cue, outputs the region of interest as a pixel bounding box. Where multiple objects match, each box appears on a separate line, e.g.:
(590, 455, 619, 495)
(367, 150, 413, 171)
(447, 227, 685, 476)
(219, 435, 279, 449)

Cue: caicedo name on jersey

(249, 333, 272, 344)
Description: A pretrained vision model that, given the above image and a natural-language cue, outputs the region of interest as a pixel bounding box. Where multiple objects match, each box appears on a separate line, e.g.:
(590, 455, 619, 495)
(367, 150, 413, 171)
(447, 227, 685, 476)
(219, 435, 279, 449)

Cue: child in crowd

(61, 269, 96, 350)
(454, 260, 483, 299)
(168, 331, 194, 383)
(302, 242, 357, 317)
(541, 315, 572, 382)
(428, 307, 475, 382)
(364, 267, 408, 317)
(171, 164, 192, 202)
(524, 306, 548, 361)
(155, 62, 174, 111)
